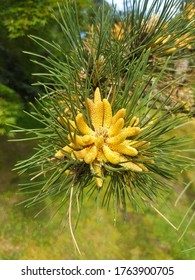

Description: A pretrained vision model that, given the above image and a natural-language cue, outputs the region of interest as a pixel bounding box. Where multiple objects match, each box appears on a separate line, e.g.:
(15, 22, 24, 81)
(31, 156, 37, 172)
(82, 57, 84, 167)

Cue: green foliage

(10, 0, 195, 254)
(0, 0, 56, 39)
(15, 5, 194, 202)
(0, 0, 101, 39)
(0, 84, 23, 136)
(0, 0, 103, 112)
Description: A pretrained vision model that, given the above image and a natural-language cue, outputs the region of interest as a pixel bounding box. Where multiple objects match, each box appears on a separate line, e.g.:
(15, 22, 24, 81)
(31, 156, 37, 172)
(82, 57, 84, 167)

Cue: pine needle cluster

(13, 0, 195, 249)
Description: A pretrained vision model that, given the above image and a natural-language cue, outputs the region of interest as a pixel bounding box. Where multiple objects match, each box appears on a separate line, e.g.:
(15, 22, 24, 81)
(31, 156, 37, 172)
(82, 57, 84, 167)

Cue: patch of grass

(0, 187, 194, 259)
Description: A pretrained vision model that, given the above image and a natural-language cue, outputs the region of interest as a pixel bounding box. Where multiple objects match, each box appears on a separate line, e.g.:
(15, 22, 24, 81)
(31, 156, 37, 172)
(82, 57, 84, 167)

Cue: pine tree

(13, 0, 195, 253)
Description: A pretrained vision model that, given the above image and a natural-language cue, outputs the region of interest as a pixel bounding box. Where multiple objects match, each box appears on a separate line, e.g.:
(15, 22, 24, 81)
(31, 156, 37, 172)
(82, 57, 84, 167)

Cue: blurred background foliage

(0, 0, 105, 135)
(0, 0, 194, 259)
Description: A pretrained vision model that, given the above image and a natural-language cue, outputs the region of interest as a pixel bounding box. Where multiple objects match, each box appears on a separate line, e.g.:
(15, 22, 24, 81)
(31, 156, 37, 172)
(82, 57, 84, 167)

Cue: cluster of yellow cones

(55, 88, 150, 187)
(112, 9, 195, 54)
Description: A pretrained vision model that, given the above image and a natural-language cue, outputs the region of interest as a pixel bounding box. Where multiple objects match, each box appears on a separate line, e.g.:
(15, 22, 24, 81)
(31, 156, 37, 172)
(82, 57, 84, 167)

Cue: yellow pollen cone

(55, 150, 65, 159)
(63, 144, 74, 154)
(93, 163, 103, 188)
(162, 35, 171, 44)
(108, 118, 124, 137)
(72, 147, 88, 160)
(69, 120, 77, 130)
(123, 126, 141, 137)
(57, 116, 66, 126)
(58, 117, 76, 130)
(103, 145, 120, 164)
(154, 36, 164, 45)
(87, 98, 95, 115)
(87, 98, 103, 130)
(97, 150, 108, 162)
(74, 134, 94, 147)
(164, 47, 177, 54)
(95, 100, 104, 129)
(129, 116, 139, 127)
(107, 131, 127, 145)
(119, 156, 142, 172)
(94, 87, 101, 104)
(95, 136, 104, 148)
(82, 135, 95, 144)
(103, 99, 112, 128)
(76, 113, 94, 135)
(111, 108, 126, 124)
(112, 143, 138, 156)
(137, 163, 148, 171)
(84, 145, 98, 164)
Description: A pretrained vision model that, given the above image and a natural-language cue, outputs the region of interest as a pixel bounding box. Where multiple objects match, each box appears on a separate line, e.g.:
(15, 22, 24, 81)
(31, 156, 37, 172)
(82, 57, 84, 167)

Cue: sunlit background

(107, 0, 156, 10)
